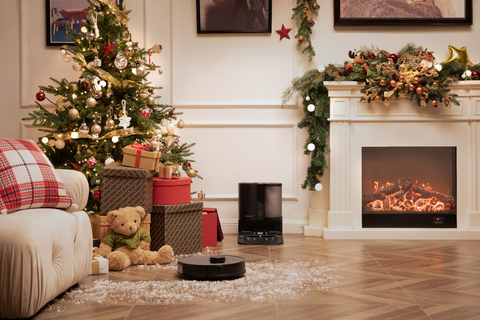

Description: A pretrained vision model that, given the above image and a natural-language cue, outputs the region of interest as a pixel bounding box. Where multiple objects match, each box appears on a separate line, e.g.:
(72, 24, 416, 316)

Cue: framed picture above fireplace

(334, 0, 472, 26)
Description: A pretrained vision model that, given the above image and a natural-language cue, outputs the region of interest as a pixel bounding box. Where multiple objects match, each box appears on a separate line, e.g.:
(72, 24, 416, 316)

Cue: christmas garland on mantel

(282, 43, 476, 191)
(292, 0, 319, 61)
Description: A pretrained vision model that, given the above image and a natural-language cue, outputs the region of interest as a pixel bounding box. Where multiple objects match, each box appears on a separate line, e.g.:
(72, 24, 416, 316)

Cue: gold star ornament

(444, 45, 472, 65)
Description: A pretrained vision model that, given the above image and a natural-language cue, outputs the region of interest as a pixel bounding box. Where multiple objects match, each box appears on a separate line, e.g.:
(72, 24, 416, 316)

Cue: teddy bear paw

(156, 245, 174, 264)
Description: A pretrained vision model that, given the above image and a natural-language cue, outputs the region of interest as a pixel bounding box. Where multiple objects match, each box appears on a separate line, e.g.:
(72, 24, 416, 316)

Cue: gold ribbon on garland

(75, 53, 140, 88)
(53, 128, 149, 141)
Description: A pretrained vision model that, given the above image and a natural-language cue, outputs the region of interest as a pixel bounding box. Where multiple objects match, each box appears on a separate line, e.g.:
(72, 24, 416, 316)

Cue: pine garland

(292, 0, 319, 61)
(283, 44, 475, 191)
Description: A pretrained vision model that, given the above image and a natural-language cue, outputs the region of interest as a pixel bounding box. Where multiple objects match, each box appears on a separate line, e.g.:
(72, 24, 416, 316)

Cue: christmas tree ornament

(118, 100, 131, 129)
(275, 24, 291, 40)
(172, 168, 181, 178)
(60, 45, 67, 54)
(86, 97, 97, 107)
(315, 183, 323, 191)
(93, 56, 102, 67)
(147, 96, 155, 105)
(389, 79, 397, 87)
(105, 117, 116, 129)
(465, 70, 472, 77)
(125, 45, 134, 56)
(99, 80, 107, 87)
(79, 122, 90, 135)
(86, 32, 95, 40)
(398, 76, 405, 82)
(91, 123, 102, 135)
(72, 63, 83, 72)
(93, 189, 101, 200)
(114, 52, 128, 69)
(187, 168, 196, 178)
(101, 39, 118, 57)
(435, 64, 442, 72)
(139, 89, 149, 99)
(298, 35, 304, 42)
(408, 84, 415, 91)
(68, 108, 79, 119)
(136, 65, 146, 76)
(412, 77, 420, 84)
(36, 91, 46, 101)
(105, 156, 115, 165)
(307, 104, 315, 112)
(473, 71, 479, 78)
(312, 3, 318, 9)
(379, 79, 387, 86)
(444, 45, 472, 65)
(158, 67, 163, 75)
(87, 157, 97, 168)
(54, 139, 65, 149)
(307, 143, 315, 151)
(63, 53, 73, 63)
(93, 91, 102, 99)
(431, 100, 438, 107)
(112, 136, 119, 143)
(305, 95, 310, 101)
(177, 119, 185, 129)
(141, 108, 151, 119)
(317, 65, 325, 72)
(82, 80, 92, 91)
(160, 119, 169, 127)
(41, 137, 49, 144)
(374, 95, 381, 101)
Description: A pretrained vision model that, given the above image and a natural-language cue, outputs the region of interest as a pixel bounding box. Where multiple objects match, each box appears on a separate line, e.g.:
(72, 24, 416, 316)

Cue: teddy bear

(97, 206, 174, 271)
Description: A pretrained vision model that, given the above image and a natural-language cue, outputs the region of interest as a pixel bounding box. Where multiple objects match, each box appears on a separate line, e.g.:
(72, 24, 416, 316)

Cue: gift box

(122, 143, 161, 171)
(201, 210, 217, 247)
(89, 256, 109, 275)
(100, 162, 154, 216)
(157, 164, 173, 179)
(203, 207, 224, 242)
(150, 202, 203, 255)
(92, 213, 151, 241)
(153, 177, 192, 205)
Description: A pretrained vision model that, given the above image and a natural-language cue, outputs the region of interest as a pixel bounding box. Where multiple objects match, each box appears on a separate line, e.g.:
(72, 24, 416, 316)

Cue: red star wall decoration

(276, 24, 291, 40)
(101, 40, 117, 57)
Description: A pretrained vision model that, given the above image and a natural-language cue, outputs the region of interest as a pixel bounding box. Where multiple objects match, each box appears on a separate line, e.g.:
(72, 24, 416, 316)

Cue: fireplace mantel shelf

(321, 81, 480, 240)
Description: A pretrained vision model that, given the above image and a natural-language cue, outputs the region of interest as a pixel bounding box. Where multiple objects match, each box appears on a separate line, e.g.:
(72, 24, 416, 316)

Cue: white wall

(2, 0, 479, 234)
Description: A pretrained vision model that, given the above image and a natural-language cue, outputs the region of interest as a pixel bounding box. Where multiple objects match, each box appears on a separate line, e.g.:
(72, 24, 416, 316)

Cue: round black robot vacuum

(177, 255, 246, 280)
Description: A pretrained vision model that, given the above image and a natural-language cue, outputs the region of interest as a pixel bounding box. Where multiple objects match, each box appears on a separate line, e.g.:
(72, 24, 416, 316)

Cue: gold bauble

(119, 109, 128, 117)
(408, 84, 415, 91)
(177, 119, 185, 129)
(312, 3, 318, 9)
(431, 100, 438, 107)
(374, 95, 381, 101)
(379, 79, 387, 86)
(105, 118, 116, 129)
(68, 108, 79, 119)
(415, 86, 424, 95)
(298, 35, 304, 41)
(91, 124, 101, 135)
(172, 169, 181, 177)
(444, 45, 472, 65)
(125, 46, 134, 56)
(412, 77, 420, 84)
(147, 96, 155, 105)
(398, 76, 405, 83)
(389, 79, 397, 87)
(187, 168, 196, 178)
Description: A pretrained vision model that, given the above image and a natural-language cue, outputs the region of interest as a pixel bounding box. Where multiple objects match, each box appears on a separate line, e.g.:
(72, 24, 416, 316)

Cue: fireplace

(319, 81, 480, 239)
(362, 147, 457, 228)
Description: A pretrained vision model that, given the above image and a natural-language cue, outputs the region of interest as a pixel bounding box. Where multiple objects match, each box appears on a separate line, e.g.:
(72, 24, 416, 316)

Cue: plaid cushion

(0, 139, 76, 214)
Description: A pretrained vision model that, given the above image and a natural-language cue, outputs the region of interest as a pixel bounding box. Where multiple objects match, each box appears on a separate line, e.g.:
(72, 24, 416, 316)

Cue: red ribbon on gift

(130, 143, 146, 168)
(130, 142, 146, 151)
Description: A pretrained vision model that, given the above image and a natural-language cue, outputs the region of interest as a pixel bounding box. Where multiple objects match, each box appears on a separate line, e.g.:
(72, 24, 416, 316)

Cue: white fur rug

(47, 258, 339, 311)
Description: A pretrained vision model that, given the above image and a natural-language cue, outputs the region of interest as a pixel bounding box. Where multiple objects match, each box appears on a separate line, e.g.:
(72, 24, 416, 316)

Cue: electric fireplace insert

(362, 147, 457, 228)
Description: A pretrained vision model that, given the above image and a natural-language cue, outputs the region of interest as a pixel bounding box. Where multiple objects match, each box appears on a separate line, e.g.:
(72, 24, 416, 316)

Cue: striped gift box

(100, 162, 154, 216)
(150, 202, 203, 255)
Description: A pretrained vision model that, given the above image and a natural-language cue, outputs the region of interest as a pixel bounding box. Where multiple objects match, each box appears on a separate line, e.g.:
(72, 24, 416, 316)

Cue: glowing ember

(363, 178, 455, 212)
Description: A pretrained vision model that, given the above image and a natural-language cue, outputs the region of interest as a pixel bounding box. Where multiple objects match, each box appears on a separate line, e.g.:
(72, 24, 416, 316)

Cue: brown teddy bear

(97, 206, 174, 271)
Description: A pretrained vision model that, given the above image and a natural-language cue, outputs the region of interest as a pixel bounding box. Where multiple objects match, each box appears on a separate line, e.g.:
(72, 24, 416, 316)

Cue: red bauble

(389, 53, 398, 63)
(473, 70, 479, 78)
(141, 108, 152, 119)
(93, 190, 101, 200)
(169, 109, 174, 118)
(87, 157, 97, 168)
(36, 91, 46, 101)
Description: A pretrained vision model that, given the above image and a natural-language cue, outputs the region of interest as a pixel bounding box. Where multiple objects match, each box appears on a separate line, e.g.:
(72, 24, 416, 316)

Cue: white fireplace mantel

(323, 81, 480, 239)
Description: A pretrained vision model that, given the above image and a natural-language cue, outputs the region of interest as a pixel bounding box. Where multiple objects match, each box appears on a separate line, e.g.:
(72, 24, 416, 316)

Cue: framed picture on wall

(46, 0, 90, 46)
(196, 0, 272, 34)
(334, 0, 472, 26)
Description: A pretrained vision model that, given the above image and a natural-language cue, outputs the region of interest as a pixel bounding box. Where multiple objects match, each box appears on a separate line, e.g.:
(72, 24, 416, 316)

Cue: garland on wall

(282, 43, 477, 191)
(292, 0, 319, 61)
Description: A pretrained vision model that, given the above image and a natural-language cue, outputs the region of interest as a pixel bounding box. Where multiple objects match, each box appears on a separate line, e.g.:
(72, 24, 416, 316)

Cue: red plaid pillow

(0, 139, 77, 214)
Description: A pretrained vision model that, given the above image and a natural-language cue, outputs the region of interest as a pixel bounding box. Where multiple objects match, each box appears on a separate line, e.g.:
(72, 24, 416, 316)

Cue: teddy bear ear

(106, 210, 118, 224)
(134, 206, 146, 219)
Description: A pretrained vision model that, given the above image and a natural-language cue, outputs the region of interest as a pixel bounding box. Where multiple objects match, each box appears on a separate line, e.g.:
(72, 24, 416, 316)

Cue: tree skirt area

(46, 258, 339, 311)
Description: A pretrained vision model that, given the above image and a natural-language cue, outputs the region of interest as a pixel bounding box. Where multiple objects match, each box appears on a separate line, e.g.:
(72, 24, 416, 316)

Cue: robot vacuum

(177, 255, 246, 280)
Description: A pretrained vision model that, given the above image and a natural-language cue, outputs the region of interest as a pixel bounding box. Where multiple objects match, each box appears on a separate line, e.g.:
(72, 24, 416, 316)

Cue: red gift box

(202, 211, 217, 247)
(203, 207, 224, 242)
(153, 177, 191, 205)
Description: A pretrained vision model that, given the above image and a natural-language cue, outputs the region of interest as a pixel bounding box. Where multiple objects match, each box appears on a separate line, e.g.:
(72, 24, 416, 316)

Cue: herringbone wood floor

(31, 234, 480, 320)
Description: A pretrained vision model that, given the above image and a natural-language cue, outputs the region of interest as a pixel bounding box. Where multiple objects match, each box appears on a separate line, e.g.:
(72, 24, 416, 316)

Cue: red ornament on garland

(275, 24, 291, 40)
(101, 39, 117, 57)
(389, 53, 398, 63)
(36, 91, 46, 101)
(472, 70, 479, 78)
(93, 189, 101, 200)
(169, 109, 174, 118)
(87, 157, 97, 168)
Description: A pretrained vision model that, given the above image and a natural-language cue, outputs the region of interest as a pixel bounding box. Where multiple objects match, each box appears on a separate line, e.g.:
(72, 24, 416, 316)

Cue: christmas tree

(24, 0, 199, 212)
